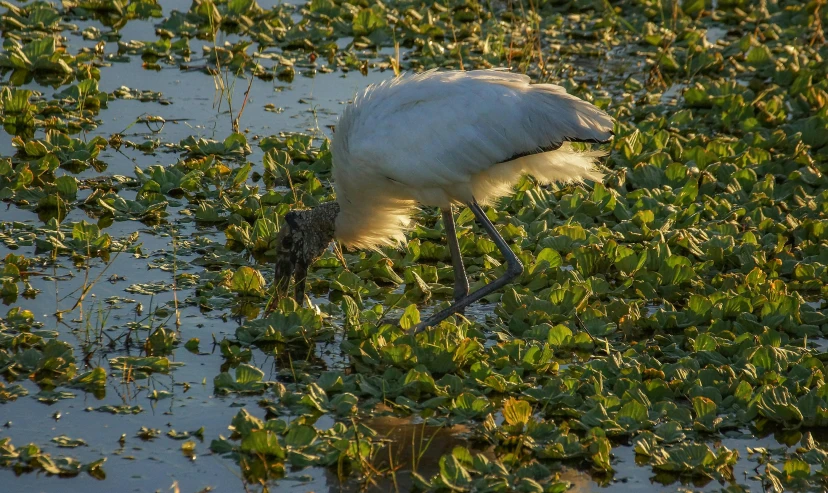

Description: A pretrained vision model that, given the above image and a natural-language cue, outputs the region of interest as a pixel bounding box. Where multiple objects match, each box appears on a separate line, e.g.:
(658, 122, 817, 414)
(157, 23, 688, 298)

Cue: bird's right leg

(412, 200, 524, 334)
(442, 207, 469, 303)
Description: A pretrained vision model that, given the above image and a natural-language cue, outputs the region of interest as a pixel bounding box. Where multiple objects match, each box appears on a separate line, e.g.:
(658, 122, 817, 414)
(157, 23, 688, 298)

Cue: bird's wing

(337, 70, 613, 189)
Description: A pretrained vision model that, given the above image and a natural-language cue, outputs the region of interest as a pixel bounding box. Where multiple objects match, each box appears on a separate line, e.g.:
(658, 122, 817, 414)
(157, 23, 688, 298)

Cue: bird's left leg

(413, 200, 523, 333)
(442, 207, 469, 303)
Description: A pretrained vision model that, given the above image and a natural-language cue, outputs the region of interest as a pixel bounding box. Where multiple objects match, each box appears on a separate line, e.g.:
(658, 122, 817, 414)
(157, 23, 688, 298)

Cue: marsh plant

(0, 0, 827, 492)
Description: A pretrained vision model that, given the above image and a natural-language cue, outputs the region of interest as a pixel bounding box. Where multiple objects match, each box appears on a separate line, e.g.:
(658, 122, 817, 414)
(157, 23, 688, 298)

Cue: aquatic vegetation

(0, 0, 826, 491)
(0, 437, 105, 478)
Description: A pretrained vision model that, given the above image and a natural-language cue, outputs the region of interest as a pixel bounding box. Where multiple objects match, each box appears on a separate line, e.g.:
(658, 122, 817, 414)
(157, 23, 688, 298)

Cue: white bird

(273, 69, 613, 332)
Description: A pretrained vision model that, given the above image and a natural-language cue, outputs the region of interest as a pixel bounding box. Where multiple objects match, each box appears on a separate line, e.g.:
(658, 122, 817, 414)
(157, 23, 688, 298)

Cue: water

(1, 2, 825, 492)
(0, 5, 394, 492)
(704, 26, 728, 45)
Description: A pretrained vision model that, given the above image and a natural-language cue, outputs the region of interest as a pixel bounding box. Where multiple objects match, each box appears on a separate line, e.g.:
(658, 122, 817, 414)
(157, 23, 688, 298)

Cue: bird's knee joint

(508, 261, 524, 278)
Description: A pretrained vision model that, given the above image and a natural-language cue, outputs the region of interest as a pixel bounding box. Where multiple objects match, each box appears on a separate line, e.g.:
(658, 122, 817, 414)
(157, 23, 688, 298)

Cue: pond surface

(1, 1, 827, 493)
(1, 4, 391, 491)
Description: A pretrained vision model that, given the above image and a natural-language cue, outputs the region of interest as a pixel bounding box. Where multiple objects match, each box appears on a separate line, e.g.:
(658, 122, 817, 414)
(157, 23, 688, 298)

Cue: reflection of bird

(321, 410, 599, 492)
(273, 69, 613, 332)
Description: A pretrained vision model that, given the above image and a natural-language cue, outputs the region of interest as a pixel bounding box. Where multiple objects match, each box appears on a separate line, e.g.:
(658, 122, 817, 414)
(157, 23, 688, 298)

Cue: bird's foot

(410, 321, 430, 336)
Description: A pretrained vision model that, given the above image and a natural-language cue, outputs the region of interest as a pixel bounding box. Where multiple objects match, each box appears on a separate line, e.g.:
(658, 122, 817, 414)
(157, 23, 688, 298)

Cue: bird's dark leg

(442, 207, 469, 303)
(412, 200, 523, 334)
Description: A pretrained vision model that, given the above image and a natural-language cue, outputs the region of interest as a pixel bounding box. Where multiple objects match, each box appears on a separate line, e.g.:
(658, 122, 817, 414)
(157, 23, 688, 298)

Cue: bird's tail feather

(471, 143, 605, 204)
(520, 143, 606, 184)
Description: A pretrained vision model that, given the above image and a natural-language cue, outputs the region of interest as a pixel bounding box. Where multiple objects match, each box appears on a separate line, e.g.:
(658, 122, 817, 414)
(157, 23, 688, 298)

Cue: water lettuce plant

(0, 0, 826, 491)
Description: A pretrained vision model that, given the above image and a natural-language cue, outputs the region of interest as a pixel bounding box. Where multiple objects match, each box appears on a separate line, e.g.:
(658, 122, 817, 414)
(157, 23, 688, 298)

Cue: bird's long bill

(273, 256, 295, 299)
(293, 263, 308, 302)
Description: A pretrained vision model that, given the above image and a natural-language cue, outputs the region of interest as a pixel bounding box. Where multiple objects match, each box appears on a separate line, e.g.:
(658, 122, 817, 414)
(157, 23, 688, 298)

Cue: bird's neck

(287, 201, 340, 266)
(306, 201, 340, 239)
(288, 201, 340, 246)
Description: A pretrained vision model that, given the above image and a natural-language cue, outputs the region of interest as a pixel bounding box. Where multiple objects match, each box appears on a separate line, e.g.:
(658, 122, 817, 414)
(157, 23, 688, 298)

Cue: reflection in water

(341, 414, 474, 492)
(323, 411, 596, 493)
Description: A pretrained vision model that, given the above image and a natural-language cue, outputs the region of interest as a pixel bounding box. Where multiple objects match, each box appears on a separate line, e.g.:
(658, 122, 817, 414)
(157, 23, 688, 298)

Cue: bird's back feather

(331, 69, 613, 249)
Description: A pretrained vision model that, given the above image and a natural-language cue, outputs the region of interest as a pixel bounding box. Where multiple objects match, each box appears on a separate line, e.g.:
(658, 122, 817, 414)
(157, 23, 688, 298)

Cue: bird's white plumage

(331, 69, 613, 250)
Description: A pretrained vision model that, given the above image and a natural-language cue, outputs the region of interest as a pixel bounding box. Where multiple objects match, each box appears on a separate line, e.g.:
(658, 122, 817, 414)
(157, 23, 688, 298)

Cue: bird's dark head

(273, 201, 340, 301)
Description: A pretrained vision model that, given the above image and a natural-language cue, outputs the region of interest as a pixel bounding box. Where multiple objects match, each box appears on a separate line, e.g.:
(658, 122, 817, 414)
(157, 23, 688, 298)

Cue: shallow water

(1, 1, 826, 492)
(0, 4, 395, 492)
